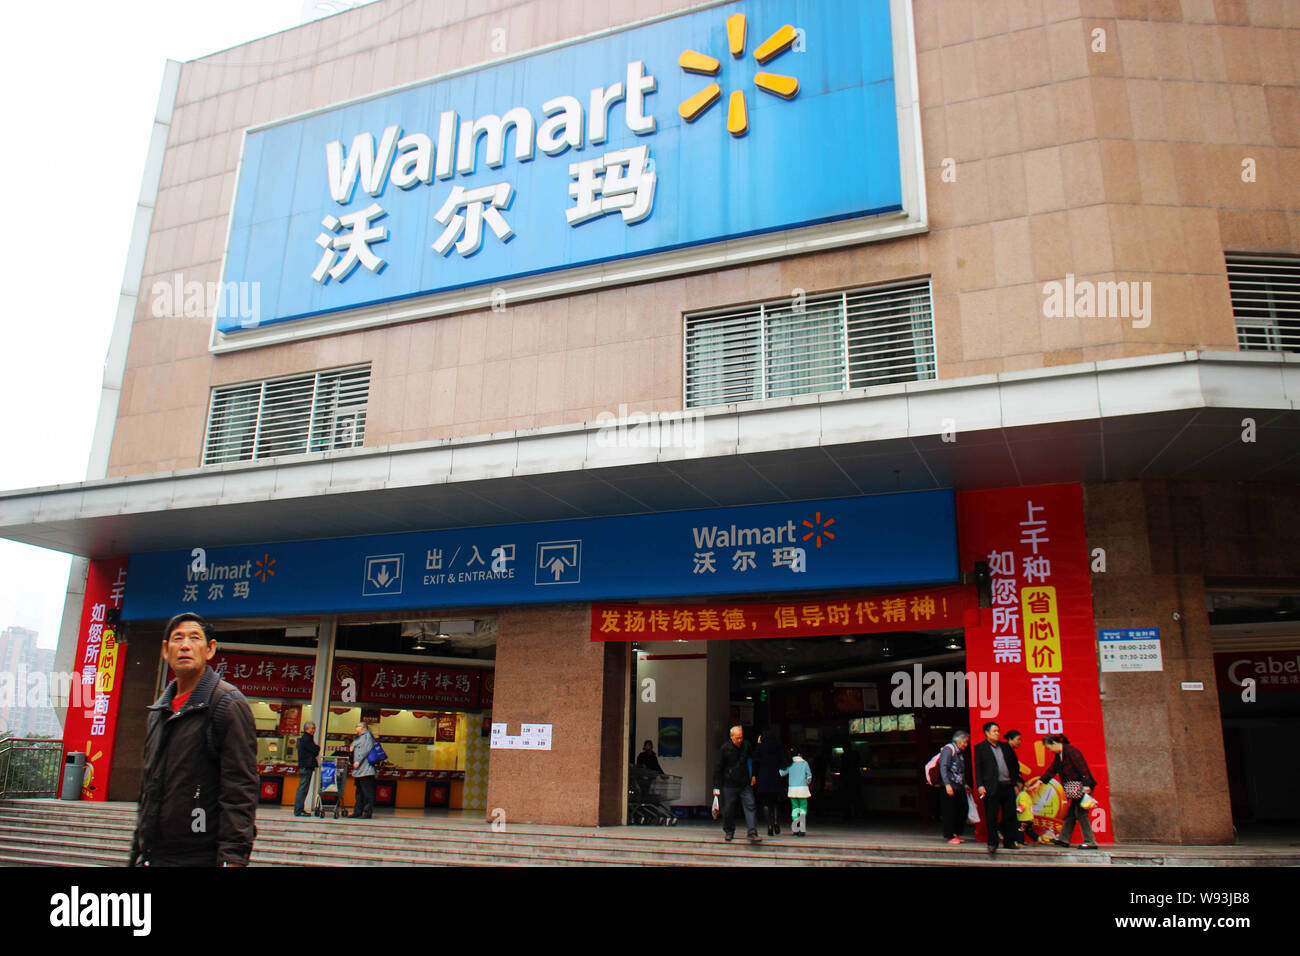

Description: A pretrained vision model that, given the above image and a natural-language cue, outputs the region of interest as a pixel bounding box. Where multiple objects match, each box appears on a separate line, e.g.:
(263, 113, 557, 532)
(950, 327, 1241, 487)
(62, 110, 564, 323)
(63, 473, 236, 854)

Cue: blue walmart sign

(122, 490, 957, 620)
(219, 0, 903, 333)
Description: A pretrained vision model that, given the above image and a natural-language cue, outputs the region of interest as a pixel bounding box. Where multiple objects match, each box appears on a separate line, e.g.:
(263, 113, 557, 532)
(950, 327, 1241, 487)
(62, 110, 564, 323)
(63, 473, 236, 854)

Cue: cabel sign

(217, 0, 921, 342)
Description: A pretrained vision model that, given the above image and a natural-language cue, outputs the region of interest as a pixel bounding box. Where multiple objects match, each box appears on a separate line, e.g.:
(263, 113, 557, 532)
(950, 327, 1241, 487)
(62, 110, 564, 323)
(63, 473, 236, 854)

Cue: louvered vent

(202, 365, 370, 465)
(685, 278, 935, 407)
(1228, 254, 1300, 352)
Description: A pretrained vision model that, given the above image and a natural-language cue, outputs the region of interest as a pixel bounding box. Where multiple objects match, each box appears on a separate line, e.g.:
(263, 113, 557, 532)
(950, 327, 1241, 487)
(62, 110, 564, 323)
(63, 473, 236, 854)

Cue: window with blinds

(1228, 254, 1300, 352)
(202, 365, 371, 465)
(684, 279, 936, 407)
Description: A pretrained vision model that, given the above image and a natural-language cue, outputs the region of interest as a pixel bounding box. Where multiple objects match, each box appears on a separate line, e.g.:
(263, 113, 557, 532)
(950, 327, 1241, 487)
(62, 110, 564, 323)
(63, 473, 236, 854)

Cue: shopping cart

(313, 755, 349, 819)
(628, 766, 682, 825)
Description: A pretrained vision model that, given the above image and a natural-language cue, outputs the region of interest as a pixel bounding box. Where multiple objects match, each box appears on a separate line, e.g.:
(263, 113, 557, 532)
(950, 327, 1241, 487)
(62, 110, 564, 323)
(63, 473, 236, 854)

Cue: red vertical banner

(957, 484, 1111, 844)
(61, 557, 130, 801)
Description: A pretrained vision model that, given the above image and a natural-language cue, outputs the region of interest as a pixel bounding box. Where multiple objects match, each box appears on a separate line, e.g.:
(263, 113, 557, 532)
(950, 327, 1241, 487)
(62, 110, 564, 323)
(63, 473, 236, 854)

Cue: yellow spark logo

(254, 554, 277, 583)
(80, 739, 105, 797)
(678, 12, 799, 136)
(801, 511, 835, 548)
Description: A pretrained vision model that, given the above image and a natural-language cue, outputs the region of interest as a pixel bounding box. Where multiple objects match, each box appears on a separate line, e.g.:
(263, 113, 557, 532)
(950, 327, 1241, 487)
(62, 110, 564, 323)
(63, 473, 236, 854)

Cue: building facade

(0, 0, 1297, 843)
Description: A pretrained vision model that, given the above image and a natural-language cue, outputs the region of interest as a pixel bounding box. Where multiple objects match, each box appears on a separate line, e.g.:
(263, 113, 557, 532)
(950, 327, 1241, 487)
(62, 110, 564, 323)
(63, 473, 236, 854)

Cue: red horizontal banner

(361, 661, 480, 708)
(209, 654, 491, 709)
(212, 652, 316, 698)
(591, 585, 975, 641)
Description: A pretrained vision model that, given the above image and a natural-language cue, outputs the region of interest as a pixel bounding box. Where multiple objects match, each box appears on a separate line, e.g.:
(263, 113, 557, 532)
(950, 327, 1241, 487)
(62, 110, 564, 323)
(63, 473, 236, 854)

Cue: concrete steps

(2, 800, 1293, 866)
(0, 801, 1023, 866)
(0, 800, 1000, 866)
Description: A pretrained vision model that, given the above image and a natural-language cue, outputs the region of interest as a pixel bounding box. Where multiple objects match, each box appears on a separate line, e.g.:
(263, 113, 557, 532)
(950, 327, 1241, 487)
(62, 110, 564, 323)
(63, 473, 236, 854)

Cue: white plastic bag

(966, 792, 980, 824)
(711, 794, 720, 819)
(1031, 784, 1055, 814)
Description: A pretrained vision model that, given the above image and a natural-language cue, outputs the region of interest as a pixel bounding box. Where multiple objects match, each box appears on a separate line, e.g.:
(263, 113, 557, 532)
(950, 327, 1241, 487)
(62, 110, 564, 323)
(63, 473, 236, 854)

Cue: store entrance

(730, 628, 967, 831)
(630, 623, 973, 833)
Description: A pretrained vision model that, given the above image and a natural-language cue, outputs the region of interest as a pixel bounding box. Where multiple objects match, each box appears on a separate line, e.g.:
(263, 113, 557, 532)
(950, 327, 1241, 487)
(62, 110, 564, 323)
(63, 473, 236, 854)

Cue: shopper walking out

(779, 748, 813, 836)
(1038, 734, 1098, 849)
(711, 725, 761, 845)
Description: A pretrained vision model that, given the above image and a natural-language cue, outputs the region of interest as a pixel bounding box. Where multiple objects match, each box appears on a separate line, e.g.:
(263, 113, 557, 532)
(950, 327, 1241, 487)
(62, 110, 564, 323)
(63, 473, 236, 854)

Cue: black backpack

(149, 679, 240, 761)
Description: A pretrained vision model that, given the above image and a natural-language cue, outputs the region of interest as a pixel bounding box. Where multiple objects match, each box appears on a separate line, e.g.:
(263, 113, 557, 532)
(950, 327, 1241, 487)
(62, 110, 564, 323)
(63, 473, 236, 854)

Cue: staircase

(2, 800, 1296, 866)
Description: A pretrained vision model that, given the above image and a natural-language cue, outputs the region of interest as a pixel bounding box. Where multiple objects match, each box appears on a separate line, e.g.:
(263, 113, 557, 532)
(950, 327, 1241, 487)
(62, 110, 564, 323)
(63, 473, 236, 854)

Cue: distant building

(0, 626, 60, 738)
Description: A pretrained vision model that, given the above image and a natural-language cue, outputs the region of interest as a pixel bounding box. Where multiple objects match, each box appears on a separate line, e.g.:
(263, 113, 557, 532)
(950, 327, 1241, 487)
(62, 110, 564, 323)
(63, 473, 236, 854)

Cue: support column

(1087, 481, 1233, 844)
(305, 616, 337, 812)
(487, 603, 625, 826)
(704, 639, 731, 802)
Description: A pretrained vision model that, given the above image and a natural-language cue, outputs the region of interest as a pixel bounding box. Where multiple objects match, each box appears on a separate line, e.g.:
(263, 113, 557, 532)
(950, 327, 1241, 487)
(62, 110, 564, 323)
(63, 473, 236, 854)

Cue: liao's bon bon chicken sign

(215, 0, 923, 345)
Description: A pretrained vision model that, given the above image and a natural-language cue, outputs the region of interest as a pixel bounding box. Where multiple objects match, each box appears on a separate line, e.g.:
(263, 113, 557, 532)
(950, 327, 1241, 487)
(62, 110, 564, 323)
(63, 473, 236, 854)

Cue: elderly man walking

(712, 725, 762, 845)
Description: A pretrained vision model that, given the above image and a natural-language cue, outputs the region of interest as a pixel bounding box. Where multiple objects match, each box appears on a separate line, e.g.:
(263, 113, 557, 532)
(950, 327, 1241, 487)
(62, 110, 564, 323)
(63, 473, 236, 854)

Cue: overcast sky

(0, 0, 382, 646)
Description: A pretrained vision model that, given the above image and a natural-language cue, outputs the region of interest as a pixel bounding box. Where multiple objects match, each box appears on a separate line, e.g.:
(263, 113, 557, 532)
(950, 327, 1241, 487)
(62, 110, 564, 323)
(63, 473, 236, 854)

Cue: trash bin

(61, 753, 87, 800)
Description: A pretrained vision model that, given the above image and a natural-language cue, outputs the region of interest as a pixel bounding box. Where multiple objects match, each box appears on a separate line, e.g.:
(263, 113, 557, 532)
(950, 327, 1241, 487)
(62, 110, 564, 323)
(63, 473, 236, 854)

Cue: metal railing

(0, 737, 62, 798)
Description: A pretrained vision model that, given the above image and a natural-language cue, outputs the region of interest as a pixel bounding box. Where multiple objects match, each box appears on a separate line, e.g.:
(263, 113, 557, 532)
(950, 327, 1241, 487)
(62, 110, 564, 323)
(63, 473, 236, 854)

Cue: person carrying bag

(1039, 734, 1099, 849)
(350, 722, 380, 819)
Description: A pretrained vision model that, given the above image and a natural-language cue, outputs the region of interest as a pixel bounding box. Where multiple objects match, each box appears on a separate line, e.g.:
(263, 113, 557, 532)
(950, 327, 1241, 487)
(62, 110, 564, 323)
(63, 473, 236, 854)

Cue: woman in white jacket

(779, 749, 813, 836)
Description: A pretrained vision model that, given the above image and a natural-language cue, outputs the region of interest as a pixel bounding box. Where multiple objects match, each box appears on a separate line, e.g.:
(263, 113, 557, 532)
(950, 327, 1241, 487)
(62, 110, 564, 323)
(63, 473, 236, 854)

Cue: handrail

(0, 737, 63, 799)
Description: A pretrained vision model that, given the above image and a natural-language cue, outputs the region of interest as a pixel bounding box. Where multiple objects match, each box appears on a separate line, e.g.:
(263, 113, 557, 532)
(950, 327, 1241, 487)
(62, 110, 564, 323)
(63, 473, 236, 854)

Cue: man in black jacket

(294, 721, 320, 817)
(711, 725, 761, 845)
(972, 721, 1022, 855)
(130, 613, 258, 866)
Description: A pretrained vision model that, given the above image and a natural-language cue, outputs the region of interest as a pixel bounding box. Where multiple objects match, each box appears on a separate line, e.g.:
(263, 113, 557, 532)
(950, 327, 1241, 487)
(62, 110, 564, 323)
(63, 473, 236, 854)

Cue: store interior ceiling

(1207, 591, 1300, 625)
(657, 628, 967, 688)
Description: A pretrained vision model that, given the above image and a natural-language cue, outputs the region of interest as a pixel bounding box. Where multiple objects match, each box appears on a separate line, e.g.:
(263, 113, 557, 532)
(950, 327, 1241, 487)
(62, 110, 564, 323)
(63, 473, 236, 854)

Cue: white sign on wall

(490, 722, 553, 750)
(1099, 628, 1163, 672)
